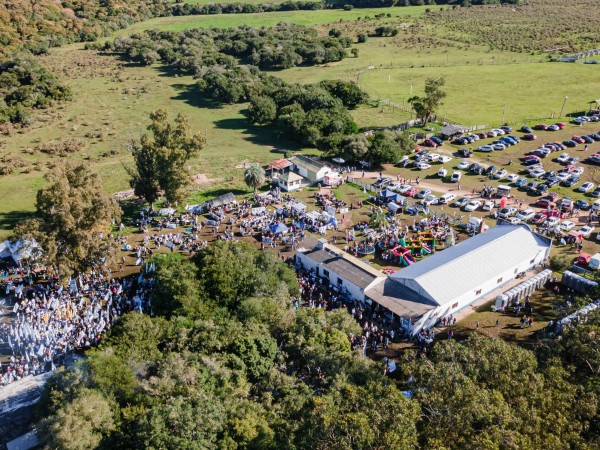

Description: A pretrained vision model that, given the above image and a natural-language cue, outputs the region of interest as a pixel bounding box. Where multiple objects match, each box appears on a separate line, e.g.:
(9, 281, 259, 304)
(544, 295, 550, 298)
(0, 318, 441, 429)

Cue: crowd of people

(0, 267, 152, 387)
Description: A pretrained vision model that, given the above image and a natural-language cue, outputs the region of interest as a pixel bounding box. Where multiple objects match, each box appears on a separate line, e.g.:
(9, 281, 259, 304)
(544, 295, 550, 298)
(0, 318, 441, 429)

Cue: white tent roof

(390, 225, 551, 306)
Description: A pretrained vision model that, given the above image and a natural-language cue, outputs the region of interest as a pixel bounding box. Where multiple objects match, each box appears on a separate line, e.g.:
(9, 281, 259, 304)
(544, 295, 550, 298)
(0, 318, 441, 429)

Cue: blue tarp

(270, 222, 289, 234)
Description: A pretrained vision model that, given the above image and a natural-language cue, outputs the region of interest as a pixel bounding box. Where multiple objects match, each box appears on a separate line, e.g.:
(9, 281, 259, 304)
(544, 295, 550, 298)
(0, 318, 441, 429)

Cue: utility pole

(559, 96, 569, 118)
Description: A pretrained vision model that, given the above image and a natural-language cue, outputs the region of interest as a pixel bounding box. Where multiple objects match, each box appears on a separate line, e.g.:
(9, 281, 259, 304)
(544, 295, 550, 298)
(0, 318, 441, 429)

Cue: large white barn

(297, 225, 552, 334)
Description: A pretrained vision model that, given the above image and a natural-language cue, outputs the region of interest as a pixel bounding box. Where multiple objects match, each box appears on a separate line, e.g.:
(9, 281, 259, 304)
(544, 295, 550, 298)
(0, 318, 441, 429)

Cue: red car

(555, 122, 566, 129)
(536, 198, 556, 209)
(423, 139, 438, 147)
(414, 145, 423, 153)
(577, 253, 592, 266)
(404, 187, 418, 197)
(523, 133, 537, 140)
(531, 213, 546, 224)
(534, 124, 549, 130)
(572, 135, 585, 144)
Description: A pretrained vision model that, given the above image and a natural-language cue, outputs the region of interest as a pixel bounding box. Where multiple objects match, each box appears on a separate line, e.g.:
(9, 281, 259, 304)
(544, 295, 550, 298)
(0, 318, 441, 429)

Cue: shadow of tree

(0, 211, 36, 234)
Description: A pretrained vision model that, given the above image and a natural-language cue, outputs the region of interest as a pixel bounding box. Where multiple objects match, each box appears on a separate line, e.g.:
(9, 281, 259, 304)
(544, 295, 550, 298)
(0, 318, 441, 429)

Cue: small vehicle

(520, 125, 533, 133)
(453, 197, 470, 208)
(421, 194, 438, 206)
(438, 155, 452, 164)
(450, 171, 462, 182)
(457, 161, 470, 170)
(559, 221, 576, 232)
(458, 148, 473, 157)
(575, 199, 590, 210)
(416, 162, 431, 170)
(534, 124, 549, 130)
(494, 169, 508, 179)
(556, 153, 570, 164)
(506, 173, 519, 182)
(578, 182, 595, 193)
(438, 168, 448, 178)
(531, 212, 546, 224)
(477, 145, 494, 152)
(535, 199, 555, 209)
(415, 189, 431, 199)
(482, 200, 495, 211)
(439, 193, 457, 204)
(579, 225, 595, 238)
(516, 209, 535, 221)
(373, 177, 392, 188)
(515, 178, 528, 187)
(464, 200, 482, 212)
(523, 133, 537, 140)
(498, 206, 518, 218)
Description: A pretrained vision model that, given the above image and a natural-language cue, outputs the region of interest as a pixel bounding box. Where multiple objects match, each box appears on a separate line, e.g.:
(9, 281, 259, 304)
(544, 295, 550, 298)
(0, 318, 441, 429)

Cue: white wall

(296, 251, 367, 302)
(409, 248, 548, 334)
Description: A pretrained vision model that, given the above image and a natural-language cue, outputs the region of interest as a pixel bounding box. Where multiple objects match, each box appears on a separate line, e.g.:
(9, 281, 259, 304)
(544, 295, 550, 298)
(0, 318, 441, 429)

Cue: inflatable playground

(387, 232, 437, 266)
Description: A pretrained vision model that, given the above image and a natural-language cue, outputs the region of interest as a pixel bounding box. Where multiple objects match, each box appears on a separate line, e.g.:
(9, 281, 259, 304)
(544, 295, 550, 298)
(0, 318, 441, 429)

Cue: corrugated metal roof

(267, 159, 292, 170)
(299, 244, 383, 289)
(366, 278, 435, 319)
(292, 155, 327, 173)
(390, 225, 551, 306)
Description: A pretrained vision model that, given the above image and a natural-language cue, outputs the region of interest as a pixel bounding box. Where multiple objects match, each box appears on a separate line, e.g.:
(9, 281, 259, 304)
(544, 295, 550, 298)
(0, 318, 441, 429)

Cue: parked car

(395, 184, 413, 194)
(571, 135, 586, 144)
(581, 135, 594, 144)
(565, 156, 580, 165)
(493, 143, 507, 151)
(529, 167, 546, 178)
(458, 148, 473, 157)
(579, 225, 595, 238)
(545, 216, 561, 227)
(592, 187, 600, 198)
(463, 200, 482, 212)
(498, 206, 518, 218)
(506, 173, 519, 182)
(373, 177, 392, 188)
(516, 209, 535, 221)
(515, 178, 528, 187)
(523, 156, 541, 165)
(437, 168, 448, 178)
(416, 162, 431, 170)
(535, 183, 549, 195)
(578, 182, 595, 193)
(421, 194, 438, 206)
(494, 169, 508, 179)
(531, 212, 546, 224)
(534, 124, 549, 130)
(431, 136, 443, 146)
(545, 192, 559, 202)
(562, 176, 580, 187)
(555, 122, 566, 129)
(559, 221, 576, 232)
(482, 200, 495, 211)
(477, 145, 494, 152)
(450, 171, 462, 182)
(404, 187, 418, 197)
(486, 165, 497, 176)
(563, 140, 578, 148)
(457, 160, 470, 170)
(575, 199, 590, 210)
(415, 189, 431, 199)
(523, 133, 537, 140)
(427, 153, 441, 162)
(547, 124, 560, 131)
(439, 193, 457, 204)
(521, 125, 533, 133)
(536, 198, 554, 209)
(438, 155, 452, 164)
(526, 181, 539, 192)
(453, 197, 470, 208)
(556, 153, 570, 163)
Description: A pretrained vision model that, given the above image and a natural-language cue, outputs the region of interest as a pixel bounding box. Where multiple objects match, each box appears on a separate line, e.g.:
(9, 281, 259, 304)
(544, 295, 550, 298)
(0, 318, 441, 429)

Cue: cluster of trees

(0, 0, 172, 57)
(107, 25, 353, 72)
(172, 0, 324, 16)
(0, 56, 72, 126)
(35, 242, 600, 449)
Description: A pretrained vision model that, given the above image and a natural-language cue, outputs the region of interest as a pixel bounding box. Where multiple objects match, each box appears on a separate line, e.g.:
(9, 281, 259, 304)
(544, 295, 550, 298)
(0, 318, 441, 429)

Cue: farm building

(297, 225, 551, 335)
(296, 239, 385, 303)
(274, 171, 303, 192)
(290, 155, 332, 183)
(439, 124, 469, 140)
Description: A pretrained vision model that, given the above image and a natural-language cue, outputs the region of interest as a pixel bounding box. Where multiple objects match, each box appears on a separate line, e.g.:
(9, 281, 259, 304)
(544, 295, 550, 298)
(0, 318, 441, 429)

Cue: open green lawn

(113, 6, 430, 36)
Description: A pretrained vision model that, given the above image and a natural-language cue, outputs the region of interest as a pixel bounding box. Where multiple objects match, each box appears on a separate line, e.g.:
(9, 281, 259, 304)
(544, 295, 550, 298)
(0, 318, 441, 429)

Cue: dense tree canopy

(36, 242, 600, 448)
(16, 162, 121, 277)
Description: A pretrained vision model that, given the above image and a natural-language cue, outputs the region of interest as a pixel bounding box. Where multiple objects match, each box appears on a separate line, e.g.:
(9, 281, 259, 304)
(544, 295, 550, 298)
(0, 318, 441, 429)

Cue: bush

(343, 4, 354, 10)
(357, 33, 367, 43)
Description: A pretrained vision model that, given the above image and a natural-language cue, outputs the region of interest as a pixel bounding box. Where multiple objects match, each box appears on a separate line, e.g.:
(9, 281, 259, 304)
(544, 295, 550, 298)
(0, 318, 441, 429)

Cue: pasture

(1, 4, 599, 239)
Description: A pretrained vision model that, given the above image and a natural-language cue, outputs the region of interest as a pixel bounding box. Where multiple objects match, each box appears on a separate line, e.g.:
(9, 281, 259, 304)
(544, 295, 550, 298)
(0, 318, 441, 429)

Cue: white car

(438, 155, 452, 164)
(493, 143, 506, 151)
(450, 171, 462, 182)
(416, 162, 431, 170)
(572, 167, 585, 177)
(464, 200, 482, 212)
(529, 168, 546, 178)
(506, 173, 519, 182)
(545, 217, 560, 227)
(578, 182, 595, 193)
(516, 209, 535, 221)
(506, 217, 521, 225)
(482, 200, 495, 211)
(457, 161, 470, 170)
(579, 225, 595, 238)
(556, 172, 571, 181)
(387, 182, 404, 192)
(427, 153, 441, 162)
(421, 194, 438, 206)
(478, 145, 494, 152)
(439, 193, 457, 204)
(492, 128, 506, 135)
(438, 168, 448, 178)
(494, 169, 508, 179)
(559, 221, 576, 232)
(556, 153, 570, 163)
(396, 184, 413, 194)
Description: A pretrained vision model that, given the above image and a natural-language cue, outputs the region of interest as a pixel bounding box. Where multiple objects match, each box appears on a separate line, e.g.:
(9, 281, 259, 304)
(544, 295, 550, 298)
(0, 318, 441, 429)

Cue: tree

(408, 77, 447, 124)
(127, 110, 206, 207)
(16, 162, 121, 277)
(370, 207, 388, 229)
(248, 95, 277, 125)
(244, 163, 266, 195)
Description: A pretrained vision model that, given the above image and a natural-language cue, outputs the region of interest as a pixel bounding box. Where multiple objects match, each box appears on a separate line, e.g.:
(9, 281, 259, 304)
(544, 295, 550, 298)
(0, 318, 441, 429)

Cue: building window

(452, 302, 458, 309)
(337, 278, 343, 285)
(475, 289, 482, 295)
(497, 277, 503, 284)
(323, 270, 329, 278)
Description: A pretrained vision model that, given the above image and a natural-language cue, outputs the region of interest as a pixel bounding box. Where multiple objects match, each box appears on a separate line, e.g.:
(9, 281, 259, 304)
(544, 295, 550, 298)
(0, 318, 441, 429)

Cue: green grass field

(113, 6, 430, 36)
(1, 5, 600, 239)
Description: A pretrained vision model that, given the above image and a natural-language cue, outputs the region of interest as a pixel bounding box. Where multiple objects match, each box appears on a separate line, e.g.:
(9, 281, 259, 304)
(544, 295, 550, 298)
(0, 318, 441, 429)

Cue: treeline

(0, 0, 172, 57)
(104, 26, 411, 164)
(35, 242, 600, 449)
(0, 56, 71, 127)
